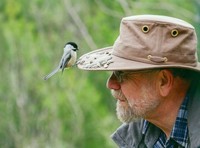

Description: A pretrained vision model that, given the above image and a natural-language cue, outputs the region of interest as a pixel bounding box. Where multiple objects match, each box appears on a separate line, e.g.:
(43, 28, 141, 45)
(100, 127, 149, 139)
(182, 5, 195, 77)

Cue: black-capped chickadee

(44, 42, 78, 80)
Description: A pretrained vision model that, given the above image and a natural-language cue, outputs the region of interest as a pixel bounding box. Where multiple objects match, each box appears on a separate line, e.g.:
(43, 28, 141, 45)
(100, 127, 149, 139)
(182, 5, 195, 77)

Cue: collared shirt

(142, 95, 189, 148)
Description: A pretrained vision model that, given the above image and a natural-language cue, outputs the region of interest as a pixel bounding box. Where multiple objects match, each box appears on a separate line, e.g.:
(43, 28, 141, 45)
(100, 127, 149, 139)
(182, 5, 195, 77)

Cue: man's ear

(158, 70, 174, 97)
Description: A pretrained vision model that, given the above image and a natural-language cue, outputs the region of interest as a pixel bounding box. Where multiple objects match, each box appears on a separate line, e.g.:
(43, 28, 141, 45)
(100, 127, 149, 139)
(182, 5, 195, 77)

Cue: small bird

(44, 42, 78, 80)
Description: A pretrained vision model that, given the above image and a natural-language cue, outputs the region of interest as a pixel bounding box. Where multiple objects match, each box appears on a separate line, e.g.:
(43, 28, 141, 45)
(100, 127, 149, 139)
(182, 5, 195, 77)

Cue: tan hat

(77, 15, 200, 72)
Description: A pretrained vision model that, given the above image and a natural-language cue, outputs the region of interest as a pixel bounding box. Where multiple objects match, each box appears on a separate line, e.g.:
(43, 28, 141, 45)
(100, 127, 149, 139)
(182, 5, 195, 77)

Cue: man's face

(107, 70, 161, 123)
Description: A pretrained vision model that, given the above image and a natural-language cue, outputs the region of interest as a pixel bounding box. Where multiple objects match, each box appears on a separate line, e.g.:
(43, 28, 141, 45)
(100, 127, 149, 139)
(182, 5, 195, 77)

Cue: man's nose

(106, 73, 121, 90)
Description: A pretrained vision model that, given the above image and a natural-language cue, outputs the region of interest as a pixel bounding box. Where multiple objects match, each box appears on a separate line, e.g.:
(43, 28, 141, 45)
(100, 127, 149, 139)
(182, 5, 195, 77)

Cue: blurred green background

(0, 0, 199, 147)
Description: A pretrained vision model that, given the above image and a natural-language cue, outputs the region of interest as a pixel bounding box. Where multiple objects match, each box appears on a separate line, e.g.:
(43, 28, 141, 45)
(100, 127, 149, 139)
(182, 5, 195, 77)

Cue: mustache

(111, 90, 127, 101)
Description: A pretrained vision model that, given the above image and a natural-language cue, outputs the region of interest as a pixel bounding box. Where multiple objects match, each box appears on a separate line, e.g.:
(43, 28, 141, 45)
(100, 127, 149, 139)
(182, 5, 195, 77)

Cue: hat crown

(123, 15, 194, 28)
(113, 15, 198, 66)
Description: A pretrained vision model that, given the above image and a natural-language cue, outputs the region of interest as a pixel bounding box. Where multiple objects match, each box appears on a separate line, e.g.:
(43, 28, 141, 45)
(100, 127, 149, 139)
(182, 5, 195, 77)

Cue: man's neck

(145, 78, 191, 138)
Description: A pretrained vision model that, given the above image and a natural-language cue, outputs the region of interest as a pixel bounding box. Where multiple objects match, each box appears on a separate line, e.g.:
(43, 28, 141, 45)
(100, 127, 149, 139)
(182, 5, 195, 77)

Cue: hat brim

(77, 47, 200, 72)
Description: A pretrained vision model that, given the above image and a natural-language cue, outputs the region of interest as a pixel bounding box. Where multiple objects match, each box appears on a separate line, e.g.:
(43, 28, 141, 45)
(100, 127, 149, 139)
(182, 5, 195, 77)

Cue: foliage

(0, 0, 199, 147)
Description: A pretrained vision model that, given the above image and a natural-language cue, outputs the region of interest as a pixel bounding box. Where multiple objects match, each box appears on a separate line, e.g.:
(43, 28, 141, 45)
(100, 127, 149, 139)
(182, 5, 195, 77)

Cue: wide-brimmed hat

(77, 15, 200, 72)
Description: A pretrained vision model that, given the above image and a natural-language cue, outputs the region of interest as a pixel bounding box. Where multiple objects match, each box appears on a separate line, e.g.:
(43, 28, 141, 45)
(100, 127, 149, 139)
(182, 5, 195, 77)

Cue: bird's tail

(43, 67, 59, 80)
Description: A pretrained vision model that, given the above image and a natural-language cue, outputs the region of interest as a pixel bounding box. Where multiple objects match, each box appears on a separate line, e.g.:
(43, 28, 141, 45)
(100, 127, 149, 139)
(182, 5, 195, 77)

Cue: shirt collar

(170, 94, 189, 147)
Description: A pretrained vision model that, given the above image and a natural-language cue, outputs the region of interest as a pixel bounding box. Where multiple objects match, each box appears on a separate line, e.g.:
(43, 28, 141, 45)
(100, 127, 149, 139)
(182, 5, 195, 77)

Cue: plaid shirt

(142, 95, 189, 148)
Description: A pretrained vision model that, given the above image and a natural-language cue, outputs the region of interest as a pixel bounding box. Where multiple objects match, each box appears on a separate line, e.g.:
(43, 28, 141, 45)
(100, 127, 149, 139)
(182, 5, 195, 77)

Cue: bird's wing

(43, 67, 60, 80)
(61, 52, 71, 73)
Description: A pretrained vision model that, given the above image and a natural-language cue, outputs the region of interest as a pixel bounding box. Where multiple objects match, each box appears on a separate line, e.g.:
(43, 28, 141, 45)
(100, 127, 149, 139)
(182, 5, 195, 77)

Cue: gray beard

(116, 100, 141, 123)
(113, 88, 160, 123)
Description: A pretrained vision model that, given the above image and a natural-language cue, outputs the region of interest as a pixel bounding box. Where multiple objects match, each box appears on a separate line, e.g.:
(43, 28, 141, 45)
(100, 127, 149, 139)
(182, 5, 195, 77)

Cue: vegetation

(0, 0, 199, 147)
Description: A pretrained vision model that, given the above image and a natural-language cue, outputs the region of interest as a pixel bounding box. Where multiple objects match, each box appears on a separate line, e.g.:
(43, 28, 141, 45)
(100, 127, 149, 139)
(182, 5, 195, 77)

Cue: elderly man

(77, 15, 200, 147)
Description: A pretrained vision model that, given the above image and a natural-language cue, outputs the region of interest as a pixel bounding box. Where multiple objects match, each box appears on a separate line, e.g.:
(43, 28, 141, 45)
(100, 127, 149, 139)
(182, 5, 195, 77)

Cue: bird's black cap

(66, 42, 78, 50)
